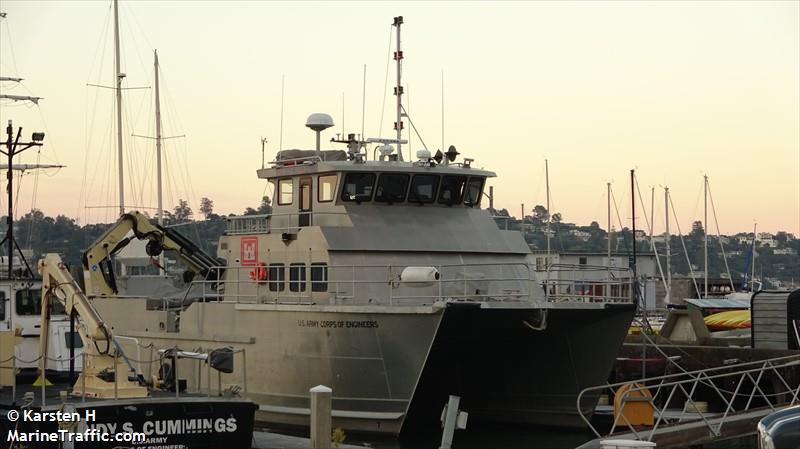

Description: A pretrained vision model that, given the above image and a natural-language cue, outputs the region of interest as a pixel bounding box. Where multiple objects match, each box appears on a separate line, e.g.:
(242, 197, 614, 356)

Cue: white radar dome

(305, 113, 335, 132)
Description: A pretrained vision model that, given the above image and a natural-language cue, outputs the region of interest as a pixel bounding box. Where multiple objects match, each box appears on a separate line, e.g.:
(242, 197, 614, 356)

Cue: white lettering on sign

(240, 237, 258, 266)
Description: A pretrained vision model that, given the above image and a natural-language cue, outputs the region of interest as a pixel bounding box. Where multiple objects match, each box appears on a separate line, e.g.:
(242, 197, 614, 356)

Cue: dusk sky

(0, 1, 798, 235)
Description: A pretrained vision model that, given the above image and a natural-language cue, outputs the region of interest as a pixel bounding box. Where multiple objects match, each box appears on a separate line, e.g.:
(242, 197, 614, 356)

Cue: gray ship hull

(94, 299, 633, 435)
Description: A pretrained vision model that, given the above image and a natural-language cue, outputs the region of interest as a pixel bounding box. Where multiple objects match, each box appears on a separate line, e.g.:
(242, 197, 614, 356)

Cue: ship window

(464, 177, 485, 207)
(0, 292, 5, 320)
(375, 174, 409, 203)
(318, 175, 337, 203)
(278, 179, 293, 205)
(341, 173, 375, 202)
(311, 263, 328, 292)
(289, 263, 307, 292)
(438, 176, 467, 205)
(409, 175, 439, 203)
(15, 289, 64, 316)
(268, 264, 285, 292)
(65, 331, 83, 349)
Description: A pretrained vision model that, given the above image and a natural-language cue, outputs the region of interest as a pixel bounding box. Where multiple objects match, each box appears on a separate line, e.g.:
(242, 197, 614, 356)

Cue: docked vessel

(84, 16, 636, 435)
(88, 135, 636, 434)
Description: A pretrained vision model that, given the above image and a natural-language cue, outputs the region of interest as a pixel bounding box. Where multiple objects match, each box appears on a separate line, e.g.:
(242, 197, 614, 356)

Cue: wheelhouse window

(318, 175, 337, 203)
(268, 264, 285, 292)
(408, 175, 439, 203)
(311, 263, 328, 292)
(289, 263, 307, 292)
(463, 177, 485, 207)
(0, 292, 5, 320)
(15, 289, 64, 316)
(374, 174, 409, 203)
(341, 173, 375, 202)
(438, 175, 467, 205)
(278, 179, 293, 205)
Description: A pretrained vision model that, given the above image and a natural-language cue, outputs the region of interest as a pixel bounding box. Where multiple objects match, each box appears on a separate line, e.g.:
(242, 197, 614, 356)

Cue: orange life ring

(249, 262, 268, 283)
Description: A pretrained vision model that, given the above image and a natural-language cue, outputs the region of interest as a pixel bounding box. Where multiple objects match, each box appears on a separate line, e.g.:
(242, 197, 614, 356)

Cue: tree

(199, 197, 214, 219)
(590, 221, 600, 229)
(258, 196, 273, 215)
(690, 220, 705, 238)
(551, 212, 562, 224)
(532, 205, 549, 222)
(173, 199, 193, 222)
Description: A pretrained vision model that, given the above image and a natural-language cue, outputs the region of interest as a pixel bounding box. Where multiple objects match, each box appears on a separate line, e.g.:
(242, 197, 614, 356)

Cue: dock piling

(310, 385, 332, 449)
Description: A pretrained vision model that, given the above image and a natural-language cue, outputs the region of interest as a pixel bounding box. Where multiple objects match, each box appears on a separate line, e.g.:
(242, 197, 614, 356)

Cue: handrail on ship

(225, 211, 350, 235)
(181, 261, 635, 306)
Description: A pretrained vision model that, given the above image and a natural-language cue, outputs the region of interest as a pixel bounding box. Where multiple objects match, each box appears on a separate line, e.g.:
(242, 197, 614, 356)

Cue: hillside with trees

(2, 199, 797, 288)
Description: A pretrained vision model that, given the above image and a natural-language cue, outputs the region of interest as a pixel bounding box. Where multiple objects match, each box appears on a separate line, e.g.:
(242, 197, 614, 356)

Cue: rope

(669, 194, 701, 297)
(707, 180, 735, 290)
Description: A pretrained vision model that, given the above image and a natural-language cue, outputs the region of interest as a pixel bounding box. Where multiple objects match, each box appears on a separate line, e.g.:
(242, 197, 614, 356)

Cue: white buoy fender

(400, 266, 440, 286)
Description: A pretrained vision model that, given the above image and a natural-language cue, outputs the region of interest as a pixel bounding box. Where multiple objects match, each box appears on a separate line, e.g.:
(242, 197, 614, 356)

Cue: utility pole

(1, 121, 47, 279)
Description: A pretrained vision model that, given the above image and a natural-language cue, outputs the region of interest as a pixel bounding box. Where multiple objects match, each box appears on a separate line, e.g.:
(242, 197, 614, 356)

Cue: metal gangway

(576, 352, 800, 448)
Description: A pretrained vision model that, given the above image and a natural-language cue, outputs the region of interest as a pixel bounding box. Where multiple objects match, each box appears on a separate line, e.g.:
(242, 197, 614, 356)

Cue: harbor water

(274, 423, 757, 449)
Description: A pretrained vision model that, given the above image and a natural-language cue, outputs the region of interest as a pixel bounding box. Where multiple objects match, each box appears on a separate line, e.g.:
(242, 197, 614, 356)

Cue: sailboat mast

(607, 182, 611, 267)
(393, 16, 404, 161)
(113, 0, 125, 215)
(752, 222, 757, 292)
(153, 50, 164, 226)
(545, 159, 551, 268)
(665, 187, 671, 304)
(154, 50, 163, 227)
(631, 169, 637, 301)
(704, 174, 708, 298)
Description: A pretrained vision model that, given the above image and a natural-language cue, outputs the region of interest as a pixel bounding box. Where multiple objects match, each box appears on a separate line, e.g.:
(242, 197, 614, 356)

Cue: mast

(665, 187, 671, 304)
(607, 182, 611, 267)
(545, 159, 551, 269)
(704, 174, 708, 298)
(154, 50, 163, 227)
(752, 222, 757, 292)
(392, 16, 404, 161)
(113, 0, 125, 215)
(630, 169, 637, 302)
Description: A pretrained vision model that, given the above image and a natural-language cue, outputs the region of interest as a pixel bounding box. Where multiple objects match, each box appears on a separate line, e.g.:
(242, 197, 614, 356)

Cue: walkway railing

(577, 353, 800, 441)
(0, 344, 249, 407)
(189, 262, 635, 306)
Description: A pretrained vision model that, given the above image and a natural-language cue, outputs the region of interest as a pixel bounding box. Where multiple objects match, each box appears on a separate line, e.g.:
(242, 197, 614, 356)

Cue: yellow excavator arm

(38, 253, 148, 398)
(82, 211, 223, 296)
